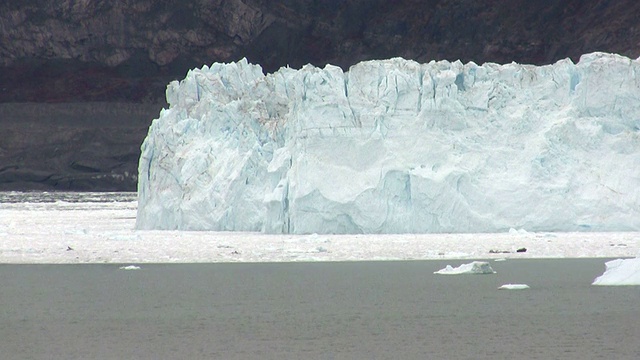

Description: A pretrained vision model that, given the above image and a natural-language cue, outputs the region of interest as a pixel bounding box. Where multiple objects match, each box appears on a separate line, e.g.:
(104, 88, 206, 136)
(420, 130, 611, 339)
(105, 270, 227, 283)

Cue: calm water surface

(1, 260, 639, 359)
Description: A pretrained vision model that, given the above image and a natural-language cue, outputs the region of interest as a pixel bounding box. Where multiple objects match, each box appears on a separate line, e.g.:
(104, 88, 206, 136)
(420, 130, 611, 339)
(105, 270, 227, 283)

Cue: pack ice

(136, 53, 640, 234)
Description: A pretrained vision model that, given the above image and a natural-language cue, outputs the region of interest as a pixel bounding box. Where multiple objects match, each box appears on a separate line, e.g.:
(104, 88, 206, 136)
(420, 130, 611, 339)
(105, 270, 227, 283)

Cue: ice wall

(136, 53, 640, 233)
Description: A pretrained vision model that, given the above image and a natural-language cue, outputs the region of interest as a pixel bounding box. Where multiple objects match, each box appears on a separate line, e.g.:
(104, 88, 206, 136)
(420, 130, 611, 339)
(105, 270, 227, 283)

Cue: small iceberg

(434, 261, 496, 275)
(119, 265, 141, 270)
(498, 284, 530, 290)
(592, 258, 640, 286)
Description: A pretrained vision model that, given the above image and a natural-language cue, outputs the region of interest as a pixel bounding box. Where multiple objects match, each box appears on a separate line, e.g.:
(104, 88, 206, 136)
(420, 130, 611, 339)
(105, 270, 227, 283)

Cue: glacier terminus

(136, 53, 640, 234)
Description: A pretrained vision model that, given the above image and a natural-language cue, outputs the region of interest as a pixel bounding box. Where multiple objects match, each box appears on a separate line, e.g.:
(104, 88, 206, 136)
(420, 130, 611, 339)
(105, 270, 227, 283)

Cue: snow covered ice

(434, 261, 496, 275)
(137, 52, 640, 234)
(592, 258, 640, 286)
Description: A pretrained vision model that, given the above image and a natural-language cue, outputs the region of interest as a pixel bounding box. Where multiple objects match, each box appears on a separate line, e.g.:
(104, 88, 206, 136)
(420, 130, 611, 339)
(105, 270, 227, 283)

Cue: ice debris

(119, 265, 142, 270)
(498, 284, 530, 290)
(592, 258, 640, 286)
(434, 261, 496, 275)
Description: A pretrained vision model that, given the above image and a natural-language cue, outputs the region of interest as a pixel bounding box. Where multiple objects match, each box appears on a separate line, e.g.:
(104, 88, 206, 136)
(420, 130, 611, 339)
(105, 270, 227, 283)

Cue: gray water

(1, 260, 639, 359)
(0, 191, 136, 204)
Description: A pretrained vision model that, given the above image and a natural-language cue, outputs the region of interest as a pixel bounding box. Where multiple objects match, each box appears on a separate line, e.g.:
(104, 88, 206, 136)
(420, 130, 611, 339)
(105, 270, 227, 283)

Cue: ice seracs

(136, 53, 640, 234)
(592, 258, 640, 285)
(434, 261, 496, 275)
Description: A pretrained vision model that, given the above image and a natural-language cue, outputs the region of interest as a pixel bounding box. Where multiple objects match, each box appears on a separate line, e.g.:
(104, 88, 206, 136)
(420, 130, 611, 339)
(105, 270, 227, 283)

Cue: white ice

(137, 53, 640, 234)
(119, 265, 141, 270)
(498, 284, 530, 290)
(1, 194, 638, 264)
(434, 261, 496, 275)
(592, 258, 640, 286)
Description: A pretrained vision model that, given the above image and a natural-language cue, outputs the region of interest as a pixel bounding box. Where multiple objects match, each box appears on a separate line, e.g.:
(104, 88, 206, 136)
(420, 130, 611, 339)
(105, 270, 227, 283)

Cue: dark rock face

(0, 103, 157, 191)
(1, 0, 639, 190)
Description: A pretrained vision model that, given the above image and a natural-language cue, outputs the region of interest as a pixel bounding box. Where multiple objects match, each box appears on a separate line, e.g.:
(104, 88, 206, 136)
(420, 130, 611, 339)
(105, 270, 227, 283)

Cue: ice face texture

(136, 53, 640, 234)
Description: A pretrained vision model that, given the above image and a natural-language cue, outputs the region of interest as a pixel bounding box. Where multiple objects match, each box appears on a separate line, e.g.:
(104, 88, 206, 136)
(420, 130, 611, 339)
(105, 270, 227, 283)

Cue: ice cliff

(136, 53, 640, 234)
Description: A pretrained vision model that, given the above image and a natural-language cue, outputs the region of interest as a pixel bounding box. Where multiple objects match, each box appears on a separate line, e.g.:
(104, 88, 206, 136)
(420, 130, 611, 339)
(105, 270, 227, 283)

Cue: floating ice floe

(434, 261, 496, 275)
(498, 284, 530, 290)
(119, 265, 141, 270)
(592, 258, 640, 285)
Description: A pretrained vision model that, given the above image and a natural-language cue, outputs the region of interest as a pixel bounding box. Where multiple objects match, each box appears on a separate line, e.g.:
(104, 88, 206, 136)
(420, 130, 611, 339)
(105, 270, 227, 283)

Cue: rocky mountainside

(1, 0, 639, 190)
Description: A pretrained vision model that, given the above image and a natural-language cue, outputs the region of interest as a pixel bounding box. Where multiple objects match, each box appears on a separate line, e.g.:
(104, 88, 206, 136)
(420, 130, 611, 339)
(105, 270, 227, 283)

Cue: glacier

(136, 53, 640, 234)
